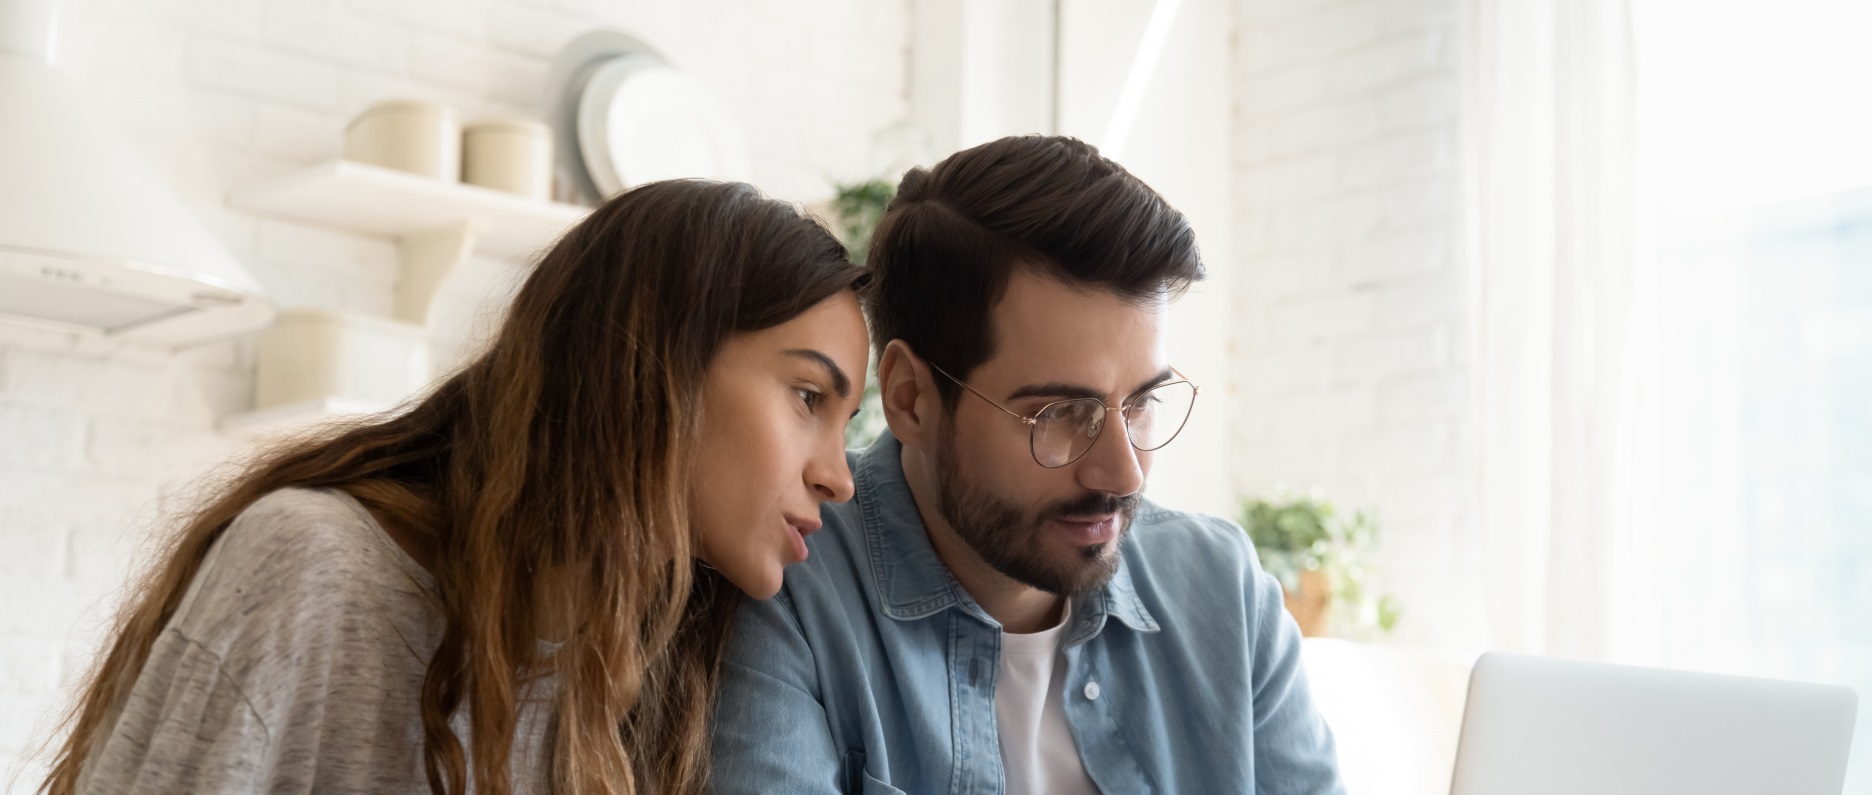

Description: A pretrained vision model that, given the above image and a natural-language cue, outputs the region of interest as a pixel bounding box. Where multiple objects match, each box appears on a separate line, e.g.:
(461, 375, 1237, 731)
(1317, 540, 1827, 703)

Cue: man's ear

(878, 340, 941, 452)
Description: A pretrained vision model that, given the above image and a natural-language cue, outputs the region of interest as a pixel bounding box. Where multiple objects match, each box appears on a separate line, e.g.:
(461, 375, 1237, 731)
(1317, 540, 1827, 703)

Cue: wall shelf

(224, 160, 590, 435)
(230, 159, 587, 261)
(218, 396, 392, 438)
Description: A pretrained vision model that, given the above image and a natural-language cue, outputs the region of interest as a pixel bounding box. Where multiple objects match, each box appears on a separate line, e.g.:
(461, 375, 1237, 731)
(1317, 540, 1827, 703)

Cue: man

(711, 135, 1344, 794)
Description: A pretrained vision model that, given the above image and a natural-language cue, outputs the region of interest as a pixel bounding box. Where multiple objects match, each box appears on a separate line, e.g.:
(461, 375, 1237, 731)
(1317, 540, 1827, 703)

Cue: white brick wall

(0, 0, 908, 782)
(1231, 0, 1486, 648)
(3, 0, 1502, 776)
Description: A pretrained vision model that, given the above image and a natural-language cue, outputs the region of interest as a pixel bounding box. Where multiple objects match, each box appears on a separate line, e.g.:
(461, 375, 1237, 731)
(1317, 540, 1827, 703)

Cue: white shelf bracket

(396, 221, 479, 326)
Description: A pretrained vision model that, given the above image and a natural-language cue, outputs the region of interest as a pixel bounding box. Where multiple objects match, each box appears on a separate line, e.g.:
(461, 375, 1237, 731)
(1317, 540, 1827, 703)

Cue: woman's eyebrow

(783, 349, 852, 398)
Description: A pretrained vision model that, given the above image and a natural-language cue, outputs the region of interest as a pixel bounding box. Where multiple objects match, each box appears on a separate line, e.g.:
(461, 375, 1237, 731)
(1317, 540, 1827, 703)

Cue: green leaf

(829, 178, 896, 266)
(1237, 492, 1403, 639)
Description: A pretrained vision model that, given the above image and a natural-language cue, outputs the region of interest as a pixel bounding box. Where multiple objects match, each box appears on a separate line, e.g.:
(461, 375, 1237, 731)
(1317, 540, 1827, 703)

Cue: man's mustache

(1040, 491, 1141, 522)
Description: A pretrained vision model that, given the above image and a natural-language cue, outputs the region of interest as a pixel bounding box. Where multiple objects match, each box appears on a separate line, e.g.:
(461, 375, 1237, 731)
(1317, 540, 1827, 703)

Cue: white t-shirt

(995, 600, 1101, 795)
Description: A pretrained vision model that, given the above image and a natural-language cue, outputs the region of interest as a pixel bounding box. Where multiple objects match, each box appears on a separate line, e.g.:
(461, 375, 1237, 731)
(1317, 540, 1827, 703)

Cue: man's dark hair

(862, 135, 1204, 408)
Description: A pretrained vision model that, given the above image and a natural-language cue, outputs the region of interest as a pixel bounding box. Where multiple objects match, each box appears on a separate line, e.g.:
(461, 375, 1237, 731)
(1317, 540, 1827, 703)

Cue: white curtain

(1464, 3, 1870, 785)
(1461, 0, 1655, 660)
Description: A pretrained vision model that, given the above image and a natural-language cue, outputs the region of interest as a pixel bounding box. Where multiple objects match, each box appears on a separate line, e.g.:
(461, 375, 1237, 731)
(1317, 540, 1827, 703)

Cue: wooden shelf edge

(218, 396, 396, 438)
(226, 160, 588, 259)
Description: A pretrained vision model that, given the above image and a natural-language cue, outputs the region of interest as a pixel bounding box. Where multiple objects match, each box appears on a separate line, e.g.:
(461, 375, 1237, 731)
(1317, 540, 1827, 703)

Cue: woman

(36, 180, 870, 794)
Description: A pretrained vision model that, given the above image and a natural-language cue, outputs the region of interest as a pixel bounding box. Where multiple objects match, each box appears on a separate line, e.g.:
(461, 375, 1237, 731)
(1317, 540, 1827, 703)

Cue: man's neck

(902, 449, 1065, 635)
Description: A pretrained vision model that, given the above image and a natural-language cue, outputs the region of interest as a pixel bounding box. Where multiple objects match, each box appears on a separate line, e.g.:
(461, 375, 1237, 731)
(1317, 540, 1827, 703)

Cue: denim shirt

(711, 433, 1344, 794)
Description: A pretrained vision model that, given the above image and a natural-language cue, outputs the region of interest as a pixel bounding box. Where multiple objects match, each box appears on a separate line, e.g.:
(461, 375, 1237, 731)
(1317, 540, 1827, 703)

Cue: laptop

(1450, 652, 1859, 795)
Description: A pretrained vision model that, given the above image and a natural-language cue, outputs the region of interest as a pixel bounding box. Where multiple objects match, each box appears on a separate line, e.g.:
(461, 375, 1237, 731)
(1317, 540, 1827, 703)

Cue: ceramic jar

(343, 100, 460, 180)
(462, 118, 553, 199)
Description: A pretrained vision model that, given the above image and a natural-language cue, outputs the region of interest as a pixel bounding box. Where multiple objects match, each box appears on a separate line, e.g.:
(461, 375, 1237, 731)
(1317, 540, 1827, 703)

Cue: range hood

(0, 0, 272, 347)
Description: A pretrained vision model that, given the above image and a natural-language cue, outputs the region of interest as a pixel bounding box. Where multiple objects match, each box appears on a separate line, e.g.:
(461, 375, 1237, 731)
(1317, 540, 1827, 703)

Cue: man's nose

(1075, 410, 1145, 496)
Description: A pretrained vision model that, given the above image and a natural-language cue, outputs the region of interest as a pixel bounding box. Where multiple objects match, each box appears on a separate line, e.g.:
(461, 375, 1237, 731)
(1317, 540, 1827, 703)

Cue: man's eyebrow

(1005, 382, 1103, 402)
(783, 349, 851, 398)
(1006, 368, 1176, 403)
(1128, 368, 1177, 398)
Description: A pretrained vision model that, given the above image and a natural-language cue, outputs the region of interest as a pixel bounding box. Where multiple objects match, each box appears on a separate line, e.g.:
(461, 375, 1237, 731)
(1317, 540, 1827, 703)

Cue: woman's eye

(796, 388, 821, 410)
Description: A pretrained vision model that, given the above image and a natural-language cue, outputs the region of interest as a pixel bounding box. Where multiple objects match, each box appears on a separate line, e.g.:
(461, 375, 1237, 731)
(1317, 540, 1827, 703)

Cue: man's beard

(934, 423, 1138, 597)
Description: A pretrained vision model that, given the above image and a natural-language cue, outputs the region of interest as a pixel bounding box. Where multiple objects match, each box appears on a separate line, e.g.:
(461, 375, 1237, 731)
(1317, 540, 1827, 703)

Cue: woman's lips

(785, 517, 820, 562)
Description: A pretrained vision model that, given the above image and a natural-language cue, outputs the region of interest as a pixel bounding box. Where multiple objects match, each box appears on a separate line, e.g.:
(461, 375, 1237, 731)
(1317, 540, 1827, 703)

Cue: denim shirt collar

(854, 432, 1161, 641)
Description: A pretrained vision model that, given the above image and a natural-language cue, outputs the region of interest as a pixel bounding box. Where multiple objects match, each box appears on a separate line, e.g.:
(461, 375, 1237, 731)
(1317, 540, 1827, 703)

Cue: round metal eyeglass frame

(926, 361, 1200, 468)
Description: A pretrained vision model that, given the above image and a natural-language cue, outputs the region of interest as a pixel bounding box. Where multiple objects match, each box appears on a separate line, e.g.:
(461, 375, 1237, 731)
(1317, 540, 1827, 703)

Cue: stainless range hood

(0, 0, 272, 346)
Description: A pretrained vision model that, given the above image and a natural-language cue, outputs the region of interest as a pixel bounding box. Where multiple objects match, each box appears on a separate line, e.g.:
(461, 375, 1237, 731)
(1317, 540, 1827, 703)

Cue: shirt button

(1083, 681, 1101, 701)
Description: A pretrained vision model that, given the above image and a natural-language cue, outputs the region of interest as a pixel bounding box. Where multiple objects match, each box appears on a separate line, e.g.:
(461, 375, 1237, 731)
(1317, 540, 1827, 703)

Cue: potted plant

(1238, 495, 1401, 639)
(826, 178, 895, 447)
(829, 178, 895, 266)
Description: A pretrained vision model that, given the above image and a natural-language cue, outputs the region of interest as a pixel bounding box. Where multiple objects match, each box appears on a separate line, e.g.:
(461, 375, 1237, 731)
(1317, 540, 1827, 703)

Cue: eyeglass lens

(1028, 380, 1197, 467)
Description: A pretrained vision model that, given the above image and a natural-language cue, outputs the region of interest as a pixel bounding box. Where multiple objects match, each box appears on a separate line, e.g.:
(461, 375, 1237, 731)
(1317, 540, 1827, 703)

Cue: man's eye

(1036, 401, 1093, 423)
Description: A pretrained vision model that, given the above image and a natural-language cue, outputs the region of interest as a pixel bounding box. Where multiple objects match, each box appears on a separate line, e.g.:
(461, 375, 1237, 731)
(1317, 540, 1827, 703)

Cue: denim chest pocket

(843, 749, 907, 794)
(859, 770, 907, 794)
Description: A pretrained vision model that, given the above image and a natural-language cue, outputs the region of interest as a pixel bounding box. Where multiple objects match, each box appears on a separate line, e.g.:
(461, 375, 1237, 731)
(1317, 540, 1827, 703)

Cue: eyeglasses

(927, 362, 1200, 468)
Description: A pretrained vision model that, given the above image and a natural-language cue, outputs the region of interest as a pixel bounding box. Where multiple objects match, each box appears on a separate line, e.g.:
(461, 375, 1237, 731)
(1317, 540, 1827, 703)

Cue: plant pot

(1282, 569, 1332, 637)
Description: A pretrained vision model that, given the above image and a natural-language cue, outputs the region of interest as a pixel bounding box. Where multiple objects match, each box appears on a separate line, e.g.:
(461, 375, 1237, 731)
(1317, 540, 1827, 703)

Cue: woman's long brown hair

(36, 180, 864, 795)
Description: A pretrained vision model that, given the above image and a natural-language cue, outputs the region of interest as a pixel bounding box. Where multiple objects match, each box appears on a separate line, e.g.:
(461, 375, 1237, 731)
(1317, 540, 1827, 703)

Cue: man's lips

(1049, 513, 1121, 545)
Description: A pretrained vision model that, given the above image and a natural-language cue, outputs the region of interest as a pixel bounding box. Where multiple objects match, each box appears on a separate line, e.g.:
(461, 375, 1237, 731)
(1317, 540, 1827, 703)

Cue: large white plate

(574, 52, 750, 197)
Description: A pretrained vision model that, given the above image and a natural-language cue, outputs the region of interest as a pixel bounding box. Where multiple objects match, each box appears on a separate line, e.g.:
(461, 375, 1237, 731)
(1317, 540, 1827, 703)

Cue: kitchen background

(1, 0, 1865, 792)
